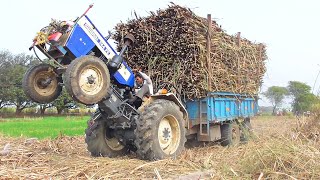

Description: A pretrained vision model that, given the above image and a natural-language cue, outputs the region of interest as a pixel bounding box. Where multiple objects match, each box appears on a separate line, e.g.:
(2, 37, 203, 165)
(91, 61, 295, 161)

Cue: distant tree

(287, 81, 314, 112)
(294, 93, 319, 112)
(9, 54, 38, 114)
(38, 103, 53, 115)
(52, 88, 77, 114)
(0, 50, 39, 114)
(288, 81, 311, 98)
(11, 86, 35, 114)
(0, 50, 13, 108)
(0, 86, 11, 109)
(263, 86, 288, 115)
(312, 100, 320, 115)
(0, 94, 7, 109)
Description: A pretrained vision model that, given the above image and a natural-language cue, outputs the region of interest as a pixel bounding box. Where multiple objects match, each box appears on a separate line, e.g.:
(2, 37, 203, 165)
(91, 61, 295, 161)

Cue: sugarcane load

(113, 3, 267, 99)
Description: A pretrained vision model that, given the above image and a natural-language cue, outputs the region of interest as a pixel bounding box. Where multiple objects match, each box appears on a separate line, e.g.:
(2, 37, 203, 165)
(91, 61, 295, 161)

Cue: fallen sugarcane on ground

(113, 3, 267, 99)
(1, 116, 320, 179)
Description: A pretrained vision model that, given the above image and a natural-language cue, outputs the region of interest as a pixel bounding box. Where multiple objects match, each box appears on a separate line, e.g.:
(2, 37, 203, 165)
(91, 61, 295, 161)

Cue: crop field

(0, 115, 319, 179)
(0, 116, 89, 139)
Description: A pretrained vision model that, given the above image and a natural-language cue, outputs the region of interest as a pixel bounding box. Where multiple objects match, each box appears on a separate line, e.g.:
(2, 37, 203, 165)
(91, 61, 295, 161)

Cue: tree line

(0, 50, 81, 115)
(1, 49, 319, 116)
(264, 82, 320, 115)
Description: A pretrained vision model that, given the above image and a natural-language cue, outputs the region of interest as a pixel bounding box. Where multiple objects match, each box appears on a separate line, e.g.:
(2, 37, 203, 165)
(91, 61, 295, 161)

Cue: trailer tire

(85, 114, 128, 157)
(221, 121, 240, 146)
(240, 118, 253, 142)
(135, 99, 186, 160)
(23, 64, 62, 103)
(64, 55, 110, 105)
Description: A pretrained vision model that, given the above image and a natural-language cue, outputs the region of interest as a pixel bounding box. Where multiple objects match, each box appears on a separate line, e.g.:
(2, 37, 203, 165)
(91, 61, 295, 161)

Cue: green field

(0, 116, 89, 139)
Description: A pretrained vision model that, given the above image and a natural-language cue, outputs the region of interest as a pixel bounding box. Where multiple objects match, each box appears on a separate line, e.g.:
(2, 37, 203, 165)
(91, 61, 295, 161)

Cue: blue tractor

(23, 5, 257, 160)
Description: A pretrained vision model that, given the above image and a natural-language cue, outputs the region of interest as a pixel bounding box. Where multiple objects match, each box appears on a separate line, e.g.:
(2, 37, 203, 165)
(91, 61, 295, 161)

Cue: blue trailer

(185, 92, 257, 145)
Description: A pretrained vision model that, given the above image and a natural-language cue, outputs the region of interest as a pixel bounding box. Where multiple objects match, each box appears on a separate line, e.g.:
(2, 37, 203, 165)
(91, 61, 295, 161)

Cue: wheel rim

(78, 65, 103, 96)
(232, 128, 237, 141)
(33, 69, 58, 96)
(158, 115, 181, 155)
(104, 129, 125, 151)
(105, 137, 125, 151)
(231, 124, 240, 145)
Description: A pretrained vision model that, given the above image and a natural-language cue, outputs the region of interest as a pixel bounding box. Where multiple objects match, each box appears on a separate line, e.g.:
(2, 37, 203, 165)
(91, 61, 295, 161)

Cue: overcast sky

(0, 0, 319, 106)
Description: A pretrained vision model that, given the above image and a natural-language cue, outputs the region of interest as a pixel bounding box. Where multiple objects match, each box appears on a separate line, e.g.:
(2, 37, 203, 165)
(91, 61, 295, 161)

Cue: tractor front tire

(220, 121, 240, 146)
(85, 114, 128, 157)
(22, 64, 62, 103)
(135, 99, 186, 160)
(64, 55, 110, 105)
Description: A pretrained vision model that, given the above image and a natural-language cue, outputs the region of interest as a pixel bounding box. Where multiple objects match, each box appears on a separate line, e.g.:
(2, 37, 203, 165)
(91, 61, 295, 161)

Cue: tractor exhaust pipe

(108, 34, 135, 71)
(119, 34, 135, 56)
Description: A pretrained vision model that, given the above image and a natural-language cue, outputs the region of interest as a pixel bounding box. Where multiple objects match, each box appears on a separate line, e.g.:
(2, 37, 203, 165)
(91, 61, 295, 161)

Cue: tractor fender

(139, 93, 189, 128)
(85, 111, 102, 136)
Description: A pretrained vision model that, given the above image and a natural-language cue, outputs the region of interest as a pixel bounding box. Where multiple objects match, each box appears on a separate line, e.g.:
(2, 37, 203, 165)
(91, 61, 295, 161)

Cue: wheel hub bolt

(87, 75, 96, 84)
(163, 128, 171, 141)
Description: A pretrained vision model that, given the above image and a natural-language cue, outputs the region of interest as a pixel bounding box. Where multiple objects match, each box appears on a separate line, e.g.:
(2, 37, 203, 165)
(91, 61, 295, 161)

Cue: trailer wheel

(135, 99, 186, 160)
(221, 121, 240, 146)
(240, 118, 253, 142)
(85, 114, 127, 157)
(64, 55, 110, 105)
(22, 64, 62, 103)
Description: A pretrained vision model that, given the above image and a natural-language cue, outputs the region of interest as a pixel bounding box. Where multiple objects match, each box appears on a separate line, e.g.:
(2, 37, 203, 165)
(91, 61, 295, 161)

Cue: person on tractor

(128, 69, 153, 108)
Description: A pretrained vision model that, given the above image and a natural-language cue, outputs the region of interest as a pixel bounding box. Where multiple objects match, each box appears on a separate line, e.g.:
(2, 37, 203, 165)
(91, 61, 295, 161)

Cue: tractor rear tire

(22, 64, 62, 103)
(220, 121, 240, 146)
(85, 113, 128, 157)
(135, 99, 186, 160)
(240, 118, 253, 142)
(64, 55, 110, 105)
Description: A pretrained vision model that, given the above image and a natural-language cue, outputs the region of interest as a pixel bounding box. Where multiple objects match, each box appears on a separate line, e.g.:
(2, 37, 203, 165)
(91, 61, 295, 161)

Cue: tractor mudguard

(139, 93, 189, 129)
(85, 112, 102, 136)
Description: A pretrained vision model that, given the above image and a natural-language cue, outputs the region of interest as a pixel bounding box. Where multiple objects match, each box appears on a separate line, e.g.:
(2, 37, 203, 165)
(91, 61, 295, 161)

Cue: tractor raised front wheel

(22, 63, 62, 103)
(64, 55, 110, 105)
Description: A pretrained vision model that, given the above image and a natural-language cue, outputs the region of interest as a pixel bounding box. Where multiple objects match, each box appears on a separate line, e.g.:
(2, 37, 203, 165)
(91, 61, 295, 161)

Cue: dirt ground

(0, 116, 300, 179)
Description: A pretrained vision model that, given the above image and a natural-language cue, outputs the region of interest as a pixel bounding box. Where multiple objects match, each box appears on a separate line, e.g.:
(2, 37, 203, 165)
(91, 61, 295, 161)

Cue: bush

(312, 103, 320, 116)
(238, 115, 320, 179)
(0, 107, 15, 114)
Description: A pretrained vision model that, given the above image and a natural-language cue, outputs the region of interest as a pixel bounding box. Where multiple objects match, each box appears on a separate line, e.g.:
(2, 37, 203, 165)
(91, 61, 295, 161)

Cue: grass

(0, 116, 89, 139)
